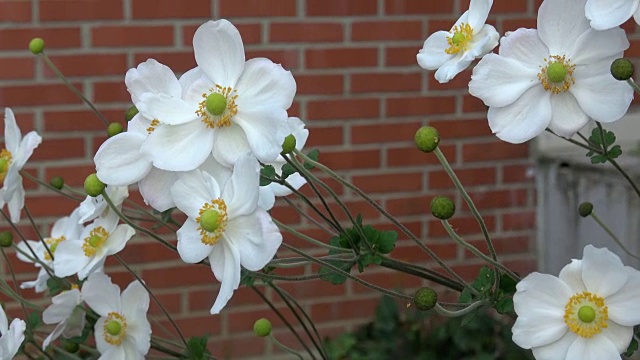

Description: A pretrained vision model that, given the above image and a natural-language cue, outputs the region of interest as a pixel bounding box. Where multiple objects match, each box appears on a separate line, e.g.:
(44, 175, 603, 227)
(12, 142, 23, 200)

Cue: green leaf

(304, 149, 320, 169)
(260, 165, 276, 186)
(186, 335, 212, 360)
(471, 266, 494, 294)
(495, 296, 514, 315)
(280, 163, 296, 180)
(590, 154, 607, 164)
(625, 337, 638, 357)
(609, 144, 622, 159)
(377, 230, 397, 254)
(498, 273, 518, 295)
(603, 130, 616, 147)
(589, 127, 602, 145)
(27, 311, 41, 329)
(319, 260, 354, 285)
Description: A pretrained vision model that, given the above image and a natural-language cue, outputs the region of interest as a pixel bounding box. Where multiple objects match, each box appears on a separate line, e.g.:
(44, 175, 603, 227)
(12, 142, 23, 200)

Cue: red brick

(182, 23, 261, 46)
(503, 164, 534, 183)
(428, 119, 493, 139)
(93, 81, 130, 103)
(387, 144, 456, 168)
(428, 69, 472, 91)
(170, 315, 222, 337)
(385, 0, 453, 15)
(0, 58, 33, 80)
(488, 0, 528, 13)
(245, 49, 298, 69)
(31, 138, 85, 161)
(43, 109, 122, 132)
(351, 121, 420, 144)
(220, 0, 296, 17)
(428, 215, 497, 238)
(352, 20, 423, 41)
(296, 74, 344, 95)
(0, 27, 81, 50)
(131, 0, 210, 19)
(270, 22, 343, 43)
(502, 18, 537, 32)
(307, 98, 379, 120)
(385, 46, 420, 67)
(352, 173, 422, 193)
(1, 111, 35, 134)
(391, 241, 458, 263)
(134, 52, 195, 74)
(310, 297, 379, 321)
(321, 149, 380, 170)
(467, 236, 530, 258)
(305, 126, 343, 147)
(305, 48, 378, 69)
(92, 25, 174, 47)
(351, 270, 423, 294)
(44, 54, 127, 78)
(0, 1, 31, 21)
(306, 0, 377, 16)
(148, 292, 182, 316)
(44, 164, 97, 187)
(143, 264, 213, 288)
(117, 241, 180, 265)
(429, 167, 497, 190)
(462, 141, 529, 163)
(24, 195, 79, 217)
(351, 72, 422, 93)
(210, 335, 265, 358)
(463, 94, 488, 112)
(40, 0, 123, 21)
(0, 84, 83, 106)
(466, 189, 528, 210)
(386, 96, 456, 117)
(502, 211, 536, 231)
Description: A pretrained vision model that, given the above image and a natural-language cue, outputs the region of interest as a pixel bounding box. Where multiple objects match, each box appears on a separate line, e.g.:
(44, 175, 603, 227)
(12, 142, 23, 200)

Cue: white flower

(77, 185, 128, 223)
(468, 0, 633, 144)
(53, 212, 134, 280)
(0, 108, 42, 223)
(16, 208, 83, 293)
(137, 19, 296, 169)
(585, 0, 640, 30)
(258, 117, 309, 210)
(171, 155, 282, 313)
(512, 245, 640, 360)
(42, 287, 85, 349)
(82, 273, 150, 359)
(0, 304, 26, 360)
(417, 0, 499, 83)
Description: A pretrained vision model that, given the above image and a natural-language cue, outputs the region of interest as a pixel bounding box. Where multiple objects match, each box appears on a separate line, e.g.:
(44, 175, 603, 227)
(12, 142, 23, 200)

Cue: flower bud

(29, 38, 45, 55)
(578, 202, 593, 218)
(430, 196, 455, 220)
(413, 287, 438, 311)
(610, 58, 634, 81)
(124, 106, 139, 122)
(107, 122, 123, 137)
(0, 231, 13, 248)
(253, 318, 272, 337)
(50, 176, 64, 190)
(62, 339, 79, 353)
(414, 126, 440, 153)
(281, 134, 296, 155)
(84, 173, 105, 197)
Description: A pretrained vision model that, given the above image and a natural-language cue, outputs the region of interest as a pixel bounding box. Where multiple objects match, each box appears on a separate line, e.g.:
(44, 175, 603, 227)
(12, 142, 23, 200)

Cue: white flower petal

(566, 333, 621, 360)
(258, 187, 276, 211)
(42, 289, 81, 324)
(468, 0, 492, 31)
(467, 24, 499, 58)
(137, 93, 199, 126)
(52, 240, 87, 278)
(547, 92, 590, 138)
(236, 58, 296, 111)
(3, 108, 21, 154)
(14, 131, 41, 168)
(177, 219, 213, 263)
(122, 337, 146, 360)
(226, 210, 282, 271)
(537, 0, 590, 55)
(530, 331, 576, 360)
(571, 60, 633, 123)
(209, 240, 241, 314)
(198, 155, 232, 187)
(104, 224, 135, 256)
(141, 121, 214, 171)
(512, 273, 572, 348)
(601, 321, 634, 353)
(95, 132, 151, 186)
(179, 67, 203, 99)
(487, 85, 552, 144)
(211, 124, 252, 167)
(435, 56, 473, 84)
(96, 330, 125, 358)
(222, 155, 259, 218)
(125, 59, 181, 103)
(498, 28, 548, 68)
(82, 273, 120, 316)
(469, 53, 540, 108)
(586, 0, 640, 30)
(5, 178, 25, 224)
(233, 106, 288, 164)
(417, 31, 455, 71)
(122, 281, 150, 317)
(569, 28, 629, 65)
(43, 322, 66, 350)
(558, 259, 586, 294)
(0, 319, 26, 358)
(606, 266, 640, 326)
(193, 20, 245, 87)
(581, 245, 628, 298)
(171, 170, 219, 218)
(138, 168, 177, 212)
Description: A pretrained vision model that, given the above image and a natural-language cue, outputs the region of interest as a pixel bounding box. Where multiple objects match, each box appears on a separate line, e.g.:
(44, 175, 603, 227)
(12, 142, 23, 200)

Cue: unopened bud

(414, 287, 438, 311)
(107, 122, 123, 137)
(415, 126, 440, 153)
(124, 106, 139, 122)
(0, 231, 13, 248)
(84, 173, 105, 197)
(578, 202, 593, 218)
(610, 58, 634, 81)
(50, 176, 64, 190)
(281, 134, 296, 155)
(430, 196, 455, 220)
(29, 38, 45, 55)
(253, 318, 272, 337)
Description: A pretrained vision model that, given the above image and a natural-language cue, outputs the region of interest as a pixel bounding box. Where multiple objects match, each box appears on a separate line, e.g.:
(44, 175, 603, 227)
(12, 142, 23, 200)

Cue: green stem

(607, 157, 640, 200)
(433, 300, 487, 317)
(379, 256, 464, 292)
(269, 333, 305, 360)
(590, 211, 640, 260)
(22, 205, 55, 262)
(596, 122, 609, 155)
(627, 78, 640, 94)
(274, 219, 352, 253)
(0, 248, 30, 321)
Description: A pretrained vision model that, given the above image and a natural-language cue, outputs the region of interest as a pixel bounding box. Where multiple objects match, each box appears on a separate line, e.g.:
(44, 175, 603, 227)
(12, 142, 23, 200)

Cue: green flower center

(0, 158, 7, 173)
(200, 209, 221, 233)
(105, 320, 122, 336)
(88, 235, 102, 247)
(547, 62, 568, 83)
(196, 199, 229, 246)
(578, 305, 596, 323)
(205, 93, 227, 116)
(102, 312, 127, 345)
(451, 32, 466, 45)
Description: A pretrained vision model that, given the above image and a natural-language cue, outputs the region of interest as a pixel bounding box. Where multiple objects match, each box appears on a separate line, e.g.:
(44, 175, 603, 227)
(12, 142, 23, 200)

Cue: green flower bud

(281, 134, 296, 155)
(253, 318, 272, 337)
(415, 126, 440, 153)
(124, 106, 139, 122)
(29, 38, 45, 55)
(0, 231, 13, 248)
(610, 58, 634, 81)
(107, 122, 123, 137)
(50, 176, 64, 190)
(430, 196, 455, 220)
(413, 287, 438, 311)
(62, 339, 79, 353)
(84, 173, 105, 197)
(578, 202, 593, 218)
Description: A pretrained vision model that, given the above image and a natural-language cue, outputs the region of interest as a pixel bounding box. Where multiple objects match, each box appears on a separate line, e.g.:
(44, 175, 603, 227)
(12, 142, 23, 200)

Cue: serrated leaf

(589, 128, 602, 145)
(260, 165, 276, 186)
(609, 145, 622, 159)
(590, 155, 607, 164)
(603, 130, 616, 147)
(585, 150, 594, 157)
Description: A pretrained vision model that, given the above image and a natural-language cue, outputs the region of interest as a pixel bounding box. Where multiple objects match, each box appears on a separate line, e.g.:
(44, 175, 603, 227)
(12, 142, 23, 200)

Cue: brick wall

(0, 0, 544, 358)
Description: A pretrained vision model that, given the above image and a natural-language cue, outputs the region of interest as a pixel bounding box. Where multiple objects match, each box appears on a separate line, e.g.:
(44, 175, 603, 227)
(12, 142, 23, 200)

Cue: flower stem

(274, 219, 352, 253)
(269, 333, 305, 360)
(627, 78, 640, 94)
(590, 211, 640, 260)
(433, 300, 487, 317)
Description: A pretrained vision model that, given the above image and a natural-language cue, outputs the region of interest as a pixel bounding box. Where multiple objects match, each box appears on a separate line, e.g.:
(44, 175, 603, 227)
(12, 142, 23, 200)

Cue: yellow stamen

(564, 291, 608, 338)
(43, 236, 66, 261)
(146, 119, 160, 134)
(445, 23, 473, 55)
(538, 55, 576, 94)
(0, 149, 13, 185)
(195, 84, 238, 129)
(195, 199, 228, 245)
(82, 226, 109, 257)
(102, 312, 127, 345)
